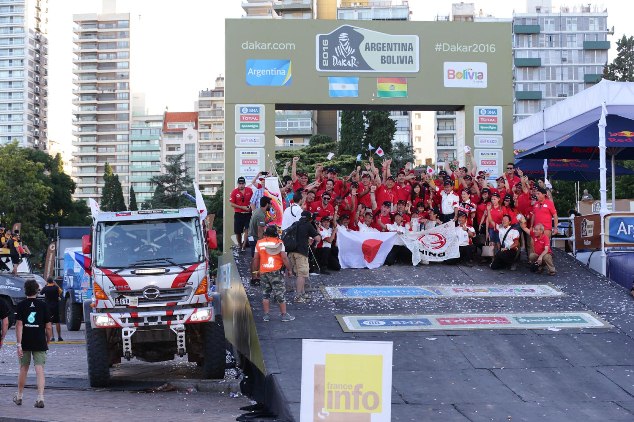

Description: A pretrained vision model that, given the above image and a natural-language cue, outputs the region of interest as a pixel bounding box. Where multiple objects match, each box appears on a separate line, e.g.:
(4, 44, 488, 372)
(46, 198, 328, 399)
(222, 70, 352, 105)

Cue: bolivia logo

(362, 239, 383, 263)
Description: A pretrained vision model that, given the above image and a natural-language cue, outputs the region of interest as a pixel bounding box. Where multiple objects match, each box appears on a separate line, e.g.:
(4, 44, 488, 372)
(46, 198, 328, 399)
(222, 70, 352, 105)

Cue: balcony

(584, 74, 603, 84)
(583, 41, 610, 50)
(273, 0, 313, 11)
(513, 24, 540, 34)
(514, 57, 541, 67)
(515, 90, 542, 100)
(130, 165, 160, 172)
(130, 154, 160, 162)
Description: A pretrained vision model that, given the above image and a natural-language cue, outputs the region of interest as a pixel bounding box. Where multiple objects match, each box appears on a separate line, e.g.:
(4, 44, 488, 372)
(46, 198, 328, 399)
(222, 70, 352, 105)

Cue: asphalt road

(0, 325, 252, 422)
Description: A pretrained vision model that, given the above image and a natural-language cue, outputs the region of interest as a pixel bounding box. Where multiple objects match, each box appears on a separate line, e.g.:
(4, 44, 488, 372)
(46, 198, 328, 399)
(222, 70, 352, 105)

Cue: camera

(261, 171, 269, 176)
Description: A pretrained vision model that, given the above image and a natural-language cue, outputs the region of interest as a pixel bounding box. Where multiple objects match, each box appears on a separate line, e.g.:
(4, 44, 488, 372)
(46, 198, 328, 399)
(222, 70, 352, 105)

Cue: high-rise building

(513, 0, 610, 121)
(161, 111, 198, 182)
(241, 0, 280, 18)
(0, 0, 48, 149)
(129, 113, 162, 206)
(410, 111, 435, 166)
(273, 0, 314, 19)
(72, 1, 131, 203)
(197, 76, 225, 196)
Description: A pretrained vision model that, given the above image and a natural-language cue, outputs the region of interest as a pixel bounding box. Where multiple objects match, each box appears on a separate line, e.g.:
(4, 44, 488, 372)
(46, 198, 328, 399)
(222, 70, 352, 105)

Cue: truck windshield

(95, 217, 204, 268)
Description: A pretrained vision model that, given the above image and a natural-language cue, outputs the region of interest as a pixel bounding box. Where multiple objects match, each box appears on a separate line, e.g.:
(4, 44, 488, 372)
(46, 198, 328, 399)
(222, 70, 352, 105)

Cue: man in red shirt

(396, 171, 411, 202)
(320, 167, 344, 197)
(376, 176, 398, 208)
(291, 156, 310, 192)
(504, 163, 522, 190)
(229, 176, 253, 251)
(520, 220, 556, 275)
(531, 187, 558, 239)
(312, 192, 335, 220)
(374, 201, 393, 232)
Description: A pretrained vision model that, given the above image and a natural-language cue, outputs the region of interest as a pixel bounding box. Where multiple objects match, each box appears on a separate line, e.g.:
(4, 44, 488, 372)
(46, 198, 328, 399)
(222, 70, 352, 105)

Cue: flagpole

(598, 102, 608, 276)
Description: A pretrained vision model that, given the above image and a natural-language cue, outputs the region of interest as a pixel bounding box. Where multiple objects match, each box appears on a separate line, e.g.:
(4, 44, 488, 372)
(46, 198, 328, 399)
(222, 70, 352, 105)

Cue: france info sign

(317, 25, 419, 73)
(474, 106, 502, 134)
(337, 312, 611, 332)
(300, 339, 393, 422)
(235, 104, 265, 133)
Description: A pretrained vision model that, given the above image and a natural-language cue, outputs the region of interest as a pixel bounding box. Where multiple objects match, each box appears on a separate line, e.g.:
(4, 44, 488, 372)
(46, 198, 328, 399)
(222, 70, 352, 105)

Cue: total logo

(443, 61, 487, 88)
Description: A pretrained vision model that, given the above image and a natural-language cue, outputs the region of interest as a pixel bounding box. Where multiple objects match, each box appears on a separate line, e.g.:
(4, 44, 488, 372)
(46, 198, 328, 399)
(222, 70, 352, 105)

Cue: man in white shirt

(439, 180, 459, 223)
(490, 214, 520, 270)
(358, 211, 379, 232)
(281, 192, 303, 231)
(448, 212, 475, 265)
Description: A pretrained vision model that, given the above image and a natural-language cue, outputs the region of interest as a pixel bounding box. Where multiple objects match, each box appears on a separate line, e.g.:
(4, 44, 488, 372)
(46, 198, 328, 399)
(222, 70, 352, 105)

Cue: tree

(111, 175, 126, 211)
(339, 110, 365, 155)
(150, 154, 193, 208)
(603, 35, 634, 81)
(309, 133, 333, 147)
(276, 141, 358, 178)
(100, 163, 126, 211)
(128, 186, 138, 211)
(391, 142, 415, 173)
(364, 110, 396, 156)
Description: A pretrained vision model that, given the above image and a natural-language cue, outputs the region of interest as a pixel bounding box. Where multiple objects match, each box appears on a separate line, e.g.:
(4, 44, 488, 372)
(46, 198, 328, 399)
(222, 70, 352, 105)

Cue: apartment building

(0, 0, 48, 149)
(129, 113, 162, 206)
(161, 111, 198, 182)
(197, 76, 225, 196)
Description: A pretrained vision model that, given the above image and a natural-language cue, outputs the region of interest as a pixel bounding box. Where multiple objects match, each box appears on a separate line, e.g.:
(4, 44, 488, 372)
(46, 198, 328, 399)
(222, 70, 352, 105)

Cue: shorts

(19, 350, 47, 367)
(288, 252, 309, 278)
(488, 228, 500, 244)
(10, 254, 20, 265)
(234, 212, 252, 235)
(261, 271, 285, 304)
(48, 303, 60, 323)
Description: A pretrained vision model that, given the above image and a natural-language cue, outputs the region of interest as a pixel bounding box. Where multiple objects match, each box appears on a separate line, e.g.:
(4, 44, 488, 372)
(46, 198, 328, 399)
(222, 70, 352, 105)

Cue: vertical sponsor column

(473, 106, 504, 179)
(234, 104, 266, 183)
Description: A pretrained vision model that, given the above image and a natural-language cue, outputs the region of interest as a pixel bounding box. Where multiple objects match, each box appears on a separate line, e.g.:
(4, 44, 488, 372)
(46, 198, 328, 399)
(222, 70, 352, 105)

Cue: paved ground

(236, 249, 634, 421)
(0, 326, 252, 422)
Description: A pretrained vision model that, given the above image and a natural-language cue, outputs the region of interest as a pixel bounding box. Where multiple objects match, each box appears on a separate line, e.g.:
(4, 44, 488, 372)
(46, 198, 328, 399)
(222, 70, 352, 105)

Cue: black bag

(282, 221, 299, 252)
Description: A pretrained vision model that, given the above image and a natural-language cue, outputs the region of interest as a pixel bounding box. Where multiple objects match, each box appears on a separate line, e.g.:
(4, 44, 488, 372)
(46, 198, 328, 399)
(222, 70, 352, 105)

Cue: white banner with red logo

(337, 230, 398, 269)
(264, 176, 284, 227)
(337, 222, 459, 268)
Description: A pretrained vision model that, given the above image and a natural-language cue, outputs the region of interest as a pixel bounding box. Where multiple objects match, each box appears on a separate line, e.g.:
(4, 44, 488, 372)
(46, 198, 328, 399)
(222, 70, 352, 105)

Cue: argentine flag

(328, 77, 359, 98)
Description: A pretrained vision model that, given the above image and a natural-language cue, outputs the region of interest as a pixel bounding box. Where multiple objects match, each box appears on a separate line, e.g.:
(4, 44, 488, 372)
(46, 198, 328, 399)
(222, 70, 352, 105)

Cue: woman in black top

(40, 278, 63, 342)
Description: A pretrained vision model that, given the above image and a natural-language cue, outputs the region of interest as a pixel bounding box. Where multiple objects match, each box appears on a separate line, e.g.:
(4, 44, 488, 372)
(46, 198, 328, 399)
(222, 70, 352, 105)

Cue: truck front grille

(114, 287, 191, 305)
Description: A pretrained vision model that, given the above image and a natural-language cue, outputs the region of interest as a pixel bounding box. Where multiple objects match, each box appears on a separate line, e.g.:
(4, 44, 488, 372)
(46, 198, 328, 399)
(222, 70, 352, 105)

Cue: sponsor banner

(474, 106, 502, 134)
(235, 148, 265, 182)
(605, 214, 634, 246)
(235, 133, 265, 148)
(300, 339, 393, 421)
(574, 214, 601, 250)
(415, 222, 460, 262)
(474, 135, 503, 148)
(235, 104, 265, 133)
(328, 76, 359, 97)
(337, 312, 611, 332)
(474, 149, 503, 180)
(245, 59, 292, 86)
(316, 25, 419, 73)
(263, 177, 284, 227)
(377, 77, 407, 98)
(322, 284, 564, 300)
(443, 62, 487, 88)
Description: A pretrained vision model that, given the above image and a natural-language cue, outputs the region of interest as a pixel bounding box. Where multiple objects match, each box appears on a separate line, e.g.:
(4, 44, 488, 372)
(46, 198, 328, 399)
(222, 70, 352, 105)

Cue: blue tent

(515, 159, 634, 181)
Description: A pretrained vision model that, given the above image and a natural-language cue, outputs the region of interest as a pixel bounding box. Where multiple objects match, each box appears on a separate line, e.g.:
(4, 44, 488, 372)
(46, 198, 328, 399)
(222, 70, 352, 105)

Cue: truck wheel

(65, 299, 82, 331)
(0, 297, 15, 328)
(202, 316, 226, 379)
(85, 317, 111, 387)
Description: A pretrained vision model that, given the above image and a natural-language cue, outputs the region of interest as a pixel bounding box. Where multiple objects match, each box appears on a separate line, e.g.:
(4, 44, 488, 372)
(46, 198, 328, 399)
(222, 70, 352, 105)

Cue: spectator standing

(532, 186, 558, 239)
(520, 221, 556, 275)
(287, 211, 321, 303)
(252, 226, 295, 322)
(40, 277, 63, 342)
(281, 191, 303, 230)
(490, 215, 520, 270)
(229, 176, 253, 252)
(439, 180, 459, 223)
(14, 278, 51, 408)
(7, 232, 21, 275)
(315, 216, 337, 275)
(0, 296, 8, 350)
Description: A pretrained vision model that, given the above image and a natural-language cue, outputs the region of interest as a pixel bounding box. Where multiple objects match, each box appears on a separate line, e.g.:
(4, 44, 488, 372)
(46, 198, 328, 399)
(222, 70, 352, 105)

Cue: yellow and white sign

(300, 339, 393, 422)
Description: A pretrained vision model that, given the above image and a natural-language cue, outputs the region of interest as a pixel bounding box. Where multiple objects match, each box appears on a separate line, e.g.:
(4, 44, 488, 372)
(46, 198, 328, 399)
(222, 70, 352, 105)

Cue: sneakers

(281, 313, 295, 322)
(34, 400, 44, 408)
(13, 393, 22, 406)
(294, 295, 308, 303)
(50, 338, 56, 342)
(262, 313, 270, 322)
(510, 263, 517, 271)
(58, 337, 64, 342)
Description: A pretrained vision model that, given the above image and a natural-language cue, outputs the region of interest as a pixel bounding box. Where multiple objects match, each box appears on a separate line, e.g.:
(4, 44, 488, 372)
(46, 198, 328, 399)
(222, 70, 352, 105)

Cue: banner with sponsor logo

(300, 339, 393, 422)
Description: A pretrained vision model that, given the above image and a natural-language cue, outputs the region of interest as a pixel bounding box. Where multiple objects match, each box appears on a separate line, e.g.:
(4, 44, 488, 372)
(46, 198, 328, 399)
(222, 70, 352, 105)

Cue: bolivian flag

(377, 77, 407, 98)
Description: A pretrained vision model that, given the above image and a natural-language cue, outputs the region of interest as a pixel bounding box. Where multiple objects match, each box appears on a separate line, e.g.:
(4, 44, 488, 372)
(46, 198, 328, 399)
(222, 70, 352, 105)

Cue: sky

(47, 0, 632, 155)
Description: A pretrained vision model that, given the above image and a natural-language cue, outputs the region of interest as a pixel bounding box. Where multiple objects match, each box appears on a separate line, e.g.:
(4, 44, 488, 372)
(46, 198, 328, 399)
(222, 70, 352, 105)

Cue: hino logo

(142, 287, 160, 300)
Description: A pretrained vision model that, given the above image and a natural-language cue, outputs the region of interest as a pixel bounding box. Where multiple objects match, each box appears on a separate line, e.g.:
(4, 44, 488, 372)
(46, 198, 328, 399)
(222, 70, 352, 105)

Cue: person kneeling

(252, 226, 295, 322)
(490, 215, 520, 270)
(519, 220, 556, 275)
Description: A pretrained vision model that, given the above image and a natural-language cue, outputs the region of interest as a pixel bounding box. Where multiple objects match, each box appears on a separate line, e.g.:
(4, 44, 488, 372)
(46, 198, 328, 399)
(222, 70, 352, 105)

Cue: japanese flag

(426, 167, 434, 176)
(375, 146, 385, 157)
(337, 230, 397, 269)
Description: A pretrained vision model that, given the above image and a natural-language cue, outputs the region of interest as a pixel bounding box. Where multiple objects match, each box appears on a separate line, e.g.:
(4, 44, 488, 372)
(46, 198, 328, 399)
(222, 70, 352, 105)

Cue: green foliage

(339, 110, 365, 155)
(128, 186, 138, 211)
(206, 184, 224, 273)
(100, 163, 126, 211)
(309, 133, 333, 147)
(364, 110, 396, 156)
(150, 154, 194, 208)
(603, 35, 634, 82)
(391, 142, 415, 173)
(276, 141, 358, 178)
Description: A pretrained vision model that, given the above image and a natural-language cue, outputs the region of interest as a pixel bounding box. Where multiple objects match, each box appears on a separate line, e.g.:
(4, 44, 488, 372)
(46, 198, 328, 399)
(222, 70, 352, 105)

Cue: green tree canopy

(363, 110, 396, 156)
(339, 110, 365, 155)
(603, 35, 634, 81)
(100, 163, 126, 211)
(128, 186, 138, 211)
(391, 142, 415, 173)
(150, 153, 194, 208)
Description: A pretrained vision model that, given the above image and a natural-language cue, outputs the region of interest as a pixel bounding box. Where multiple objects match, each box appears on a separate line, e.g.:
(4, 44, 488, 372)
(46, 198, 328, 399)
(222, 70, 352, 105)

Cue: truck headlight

(93, 314, 118, 328)
(188, 308, 212, 323)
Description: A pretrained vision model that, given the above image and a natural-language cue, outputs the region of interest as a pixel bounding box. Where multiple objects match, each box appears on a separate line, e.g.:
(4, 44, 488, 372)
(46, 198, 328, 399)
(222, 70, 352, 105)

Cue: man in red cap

(229, 176, 253, 251)
(532, 186, 558, 239)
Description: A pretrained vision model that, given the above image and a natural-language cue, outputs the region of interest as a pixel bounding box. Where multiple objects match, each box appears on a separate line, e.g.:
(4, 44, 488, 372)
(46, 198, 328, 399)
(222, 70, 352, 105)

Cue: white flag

(89, 198, 100, 220)
(368, 143, 375, 151)
(375, 146, 385, 157)
(327, 152, 335, 160)
(417, 222, 460, 261)
(356, 154, 362, 161)
(194, 184, 207, 223)
(337, 230, 397, 269)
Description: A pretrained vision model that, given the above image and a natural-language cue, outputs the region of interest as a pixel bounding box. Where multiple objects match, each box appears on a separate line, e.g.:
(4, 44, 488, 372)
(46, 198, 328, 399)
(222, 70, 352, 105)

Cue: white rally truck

(82, 208, 224, 387)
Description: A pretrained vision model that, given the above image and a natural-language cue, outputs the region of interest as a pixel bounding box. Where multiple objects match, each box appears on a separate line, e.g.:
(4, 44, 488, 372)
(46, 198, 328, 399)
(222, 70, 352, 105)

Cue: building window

(565, 18, 577, 31)
(543, 18, 555, 32)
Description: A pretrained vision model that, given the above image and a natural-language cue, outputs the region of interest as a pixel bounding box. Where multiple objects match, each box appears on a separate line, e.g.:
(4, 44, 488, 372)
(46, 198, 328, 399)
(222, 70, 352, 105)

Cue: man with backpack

(283, 211, 321, 303)
(282, 191, 303, 230)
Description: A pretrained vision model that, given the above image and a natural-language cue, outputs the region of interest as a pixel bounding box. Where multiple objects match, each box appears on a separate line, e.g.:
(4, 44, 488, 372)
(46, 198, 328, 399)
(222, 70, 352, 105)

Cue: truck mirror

(206, 230, 218, 250)
(82, 234, 92, 254)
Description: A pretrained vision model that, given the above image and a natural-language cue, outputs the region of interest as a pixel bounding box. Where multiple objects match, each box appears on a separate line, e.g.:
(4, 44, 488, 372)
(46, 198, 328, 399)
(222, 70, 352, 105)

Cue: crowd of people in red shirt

(230, 151, 558, 275)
